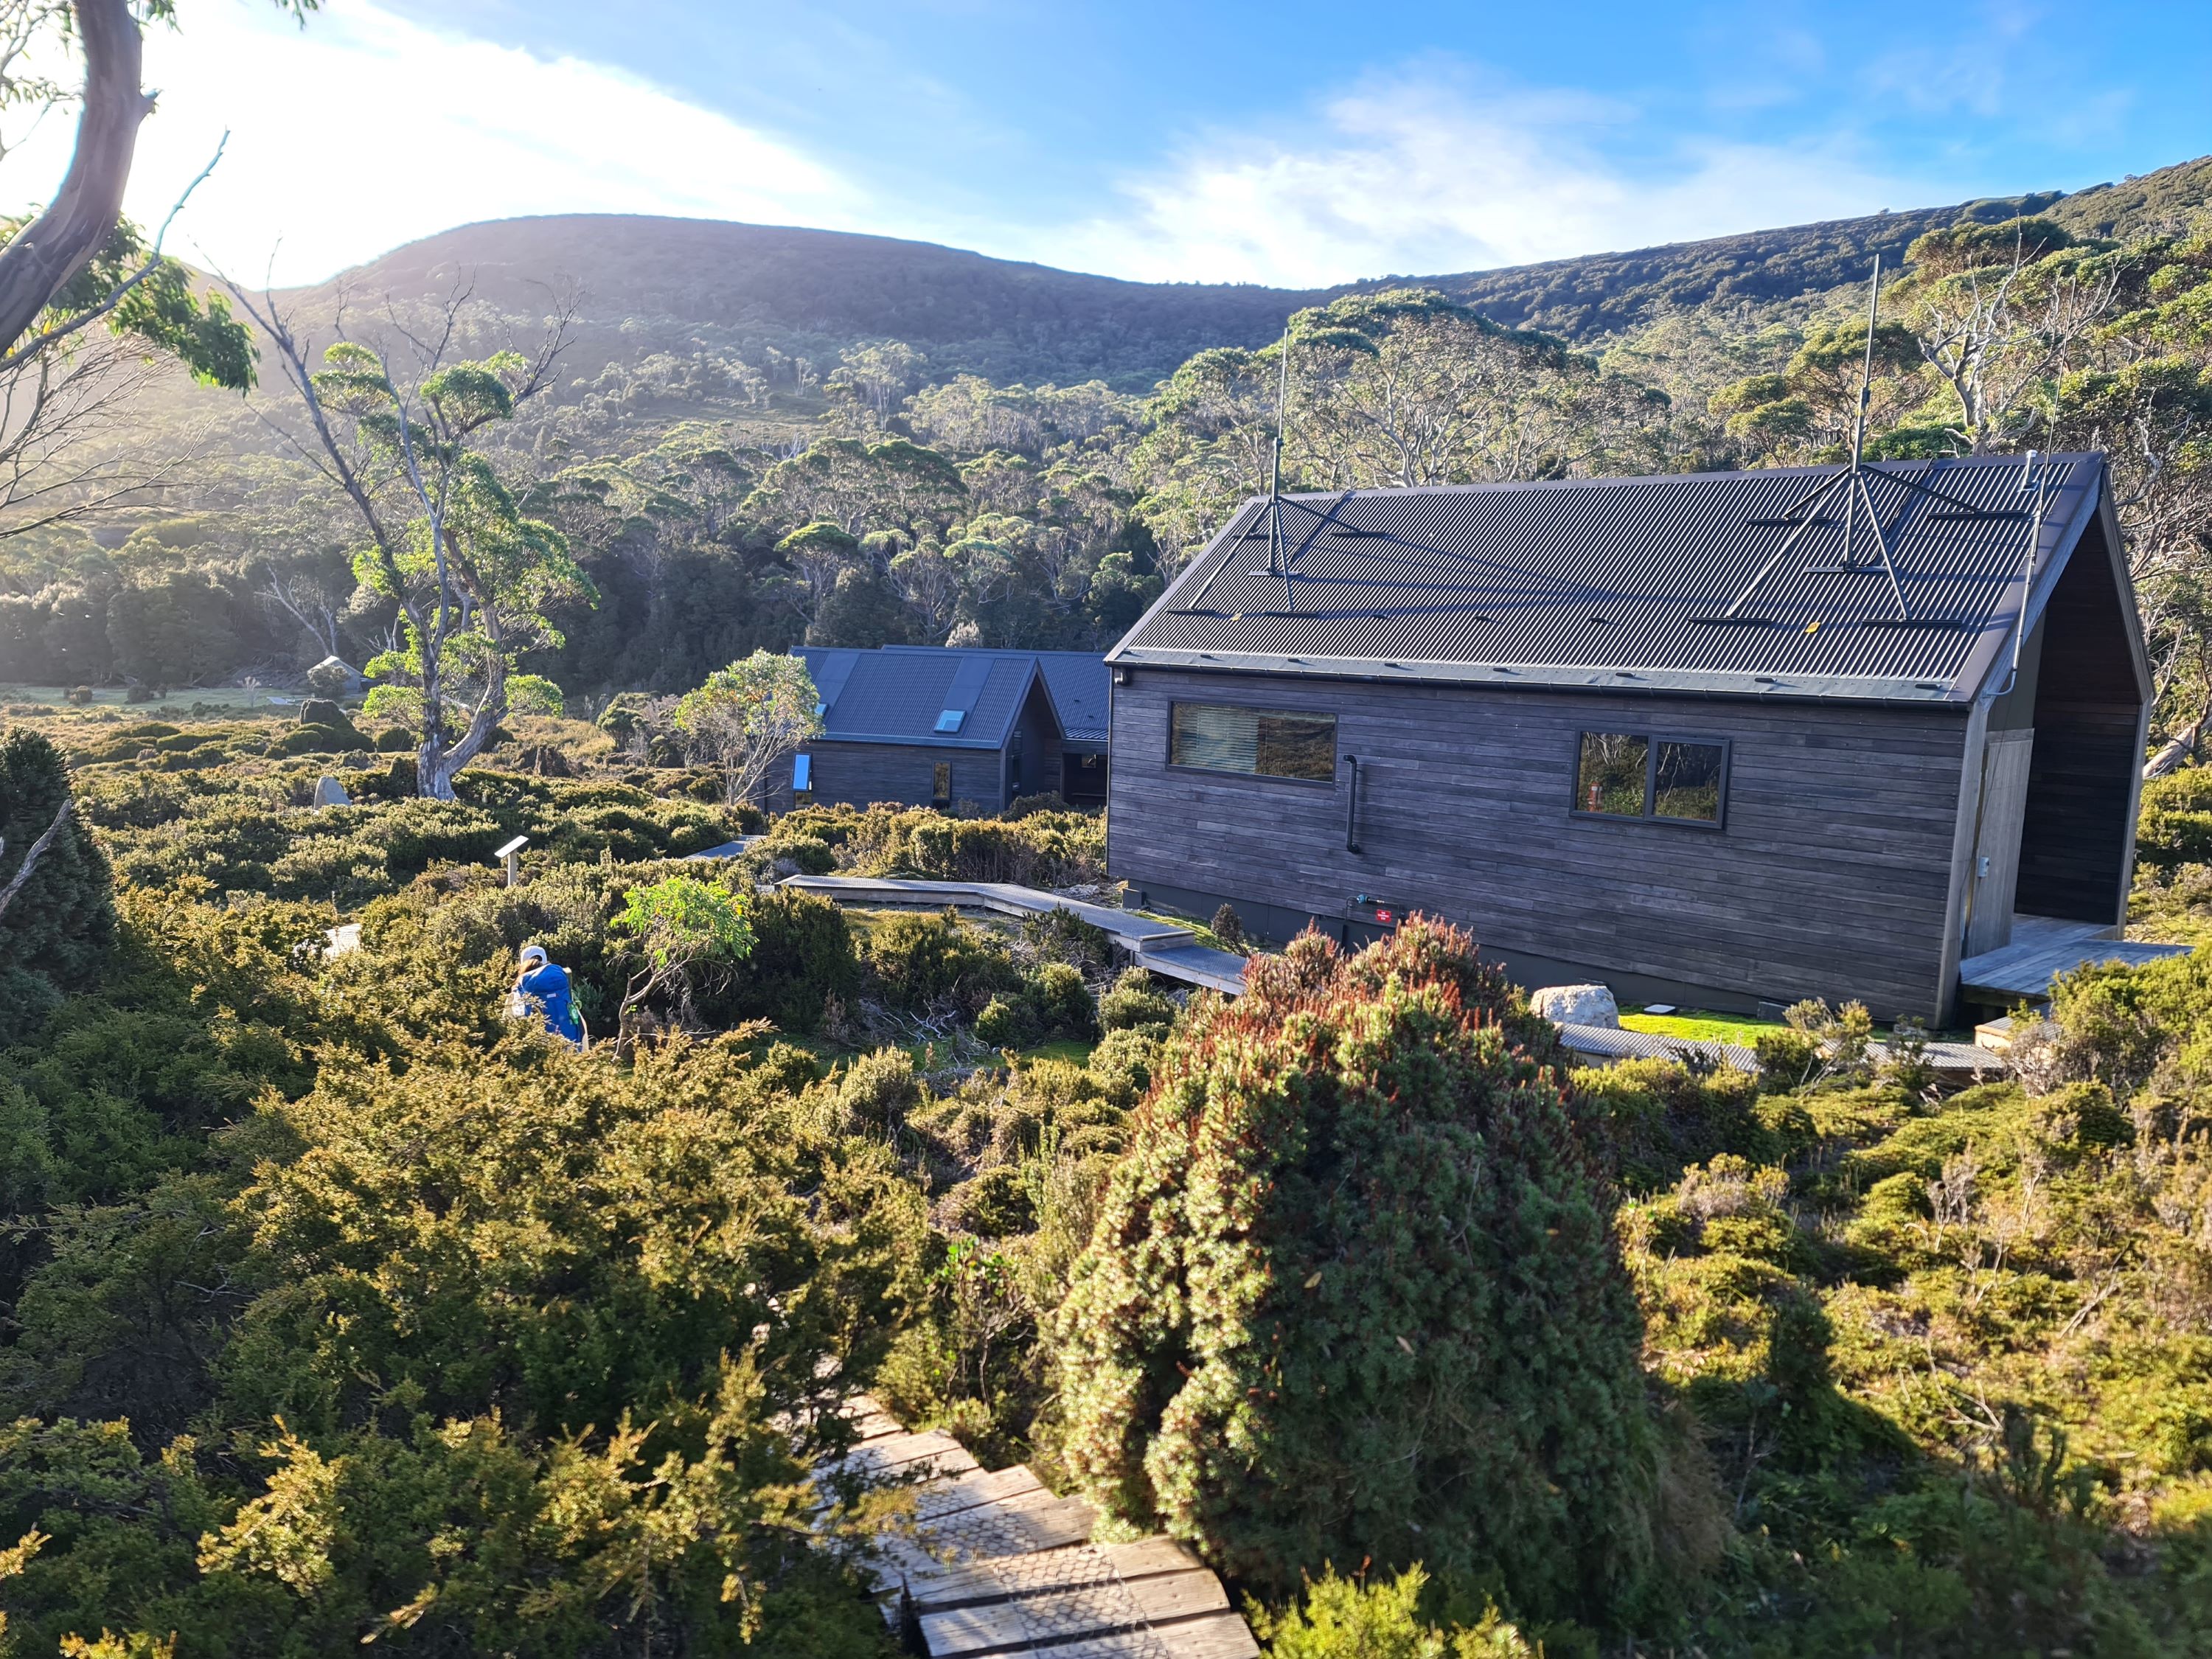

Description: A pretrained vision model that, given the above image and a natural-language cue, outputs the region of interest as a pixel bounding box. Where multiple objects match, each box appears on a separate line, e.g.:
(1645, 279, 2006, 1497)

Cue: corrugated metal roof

(1031, 652, 1113, 740)
(794, 646, 1109, 746)
(1107, 454, 2112, 704)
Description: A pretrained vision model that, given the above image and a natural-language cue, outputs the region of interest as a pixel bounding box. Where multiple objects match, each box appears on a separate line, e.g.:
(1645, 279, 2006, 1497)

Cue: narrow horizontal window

(1575, 731, 1728, 827)
(1171, 703, 1336, 781)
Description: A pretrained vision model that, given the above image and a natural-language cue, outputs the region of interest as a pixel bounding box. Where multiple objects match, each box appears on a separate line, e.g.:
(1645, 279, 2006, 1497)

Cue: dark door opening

(1062, 750, 1108, 807)
(2012, 518, 2146, 928)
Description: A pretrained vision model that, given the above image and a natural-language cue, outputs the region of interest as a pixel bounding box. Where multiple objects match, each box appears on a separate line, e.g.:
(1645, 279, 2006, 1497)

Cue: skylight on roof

(934, 709, 966, 733)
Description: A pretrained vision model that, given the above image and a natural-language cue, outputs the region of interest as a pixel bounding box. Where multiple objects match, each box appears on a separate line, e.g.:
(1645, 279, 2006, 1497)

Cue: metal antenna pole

(1839, 254, 1881, 571)
(1850, 253, 1881, 473)
(1267, 326, 1293, 610)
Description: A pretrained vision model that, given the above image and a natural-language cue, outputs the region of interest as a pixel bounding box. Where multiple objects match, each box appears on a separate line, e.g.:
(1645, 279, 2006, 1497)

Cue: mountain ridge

(260, 154, 2212, 388)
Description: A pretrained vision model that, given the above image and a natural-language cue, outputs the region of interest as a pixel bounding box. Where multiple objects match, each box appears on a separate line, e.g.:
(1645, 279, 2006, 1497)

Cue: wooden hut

(785, 646, 1110, 813)
(1103, 453, 2160, 1021)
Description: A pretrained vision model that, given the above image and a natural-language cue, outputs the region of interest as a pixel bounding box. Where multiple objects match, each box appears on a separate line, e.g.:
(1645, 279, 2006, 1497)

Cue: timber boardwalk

(825, 1395, 1259, 1659)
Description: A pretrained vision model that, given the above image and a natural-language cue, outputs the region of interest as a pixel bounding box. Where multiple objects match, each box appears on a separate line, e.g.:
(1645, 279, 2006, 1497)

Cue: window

(1171, 703, 1336, 781)
(792, 754, 813, 791)
(932, 762, 952, 805)
(1574, 732, 1728, 826)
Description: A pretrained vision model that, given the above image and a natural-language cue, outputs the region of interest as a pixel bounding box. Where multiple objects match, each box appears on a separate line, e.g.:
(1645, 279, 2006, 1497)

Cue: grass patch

(1126, 907, 1241, 954)
(1618, 1008, 1784, 1049)
(0, 683, 302, 713)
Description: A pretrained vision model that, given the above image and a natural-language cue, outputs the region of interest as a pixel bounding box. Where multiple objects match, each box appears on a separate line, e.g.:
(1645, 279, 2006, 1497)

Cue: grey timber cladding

(803, 742, 1005, 810)
(1108, 667, 1972, 1018)
(1110, 453, 2105, 703)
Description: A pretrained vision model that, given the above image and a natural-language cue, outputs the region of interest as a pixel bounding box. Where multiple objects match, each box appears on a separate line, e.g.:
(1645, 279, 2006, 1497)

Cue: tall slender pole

(1840, 254, 1881, 571)
(1267, 326, 1293, 610)
(1849, 252, 1880, 473)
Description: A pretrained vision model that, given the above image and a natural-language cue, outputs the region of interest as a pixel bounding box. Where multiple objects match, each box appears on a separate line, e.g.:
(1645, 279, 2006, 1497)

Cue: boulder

(311, 775, 352, 808)
(1529, 983, 1619, 1029)
(296, 698, 350, 729)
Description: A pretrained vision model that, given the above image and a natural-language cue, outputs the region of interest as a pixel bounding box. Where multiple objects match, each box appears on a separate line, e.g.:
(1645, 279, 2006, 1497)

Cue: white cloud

(1039, 70, 1946, 288)
(2, 0, 871, 287)
(0, 14, 1969, 296)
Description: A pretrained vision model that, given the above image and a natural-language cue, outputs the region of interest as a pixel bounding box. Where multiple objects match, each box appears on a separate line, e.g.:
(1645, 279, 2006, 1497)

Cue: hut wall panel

(2015, 704, 2140, 923)
(808, 742, 1006, 811)
(1107, 669, 1972, 1017)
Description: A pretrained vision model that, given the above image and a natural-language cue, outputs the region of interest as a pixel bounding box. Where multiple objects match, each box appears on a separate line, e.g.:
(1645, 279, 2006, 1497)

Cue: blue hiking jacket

(517, 962, 583, 1044)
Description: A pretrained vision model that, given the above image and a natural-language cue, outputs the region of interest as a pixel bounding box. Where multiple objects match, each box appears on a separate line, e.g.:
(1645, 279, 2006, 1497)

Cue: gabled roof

(1107, 453, 2121, 705)
(795, 646, 1109, 748)
(1030, 652, 1112, 741)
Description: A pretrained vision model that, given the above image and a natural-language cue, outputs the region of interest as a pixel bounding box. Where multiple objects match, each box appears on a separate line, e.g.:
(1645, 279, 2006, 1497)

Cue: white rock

(312, 774, 351, 808)
(1529, 983, 1619, 1029)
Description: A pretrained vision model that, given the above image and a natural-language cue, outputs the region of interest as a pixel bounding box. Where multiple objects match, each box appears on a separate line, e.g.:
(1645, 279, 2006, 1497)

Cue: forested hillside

(4, 154, 2212, 762)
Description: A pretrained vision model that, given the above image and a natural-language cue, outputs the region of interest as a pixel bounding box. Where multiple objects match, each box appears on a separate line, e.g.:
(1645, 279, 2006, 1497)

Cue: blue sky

(24, 0, 2212, 288)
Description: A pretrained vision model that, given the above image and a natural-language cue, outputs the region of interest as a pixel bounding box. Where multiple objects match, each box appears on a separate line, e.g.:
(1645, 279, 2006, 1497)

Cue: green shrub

(1098, 967, 1175, 1034)
(720, 888, 860, 1034)
(950, 1164, 1034, 1236)
(1209, 902, 1249, 953)
(1755, 1025, 1820, 1090)
(835, 1046, 924, 1138)
(1572, 1056, 1788, 1192)
(375, 725, 415, 752)
(2138, 765, 2212, 871)
(1053, 919, 1660, 1621)
(865, 908, 1019, 1012)
(1027, 961, 1099, 1040)
(1020, 905, 1115, 973)
(975, 994, 1035, 1048)
(2045, 947, 2212, 1096)
(1086, 1026, 1163, 1108)
(1250, 1564, 1537, 1659)
(0, 729, 114, 1044)
(756, 831, 835, 874)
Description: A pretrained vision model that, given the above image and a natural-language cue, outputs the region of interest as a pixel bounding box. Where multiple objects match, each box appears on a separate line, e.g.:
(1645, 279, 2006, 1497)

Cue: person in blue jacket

(512, 943, 585, 1046)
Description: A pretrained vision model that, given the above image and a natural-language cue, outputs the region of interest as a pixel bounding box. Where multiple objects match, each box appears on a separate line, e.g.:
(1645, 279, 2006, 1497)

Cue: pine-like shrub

(0, 729, 114, 1043)
(720, 888, 860, 1034)
(1051, 918, 1658, 1622)
(865, 908, 1020, 1012)
(1097, 967, 1175, 1034)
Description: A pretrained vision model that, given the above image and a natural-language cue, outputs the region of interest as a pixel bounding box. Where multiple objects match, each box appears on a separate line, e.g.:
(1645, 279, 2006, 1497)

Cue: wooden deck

(824, 1397, 1258, 1659)
(1958, 914, 2190, 1004)
(778, 876, 1250, 995)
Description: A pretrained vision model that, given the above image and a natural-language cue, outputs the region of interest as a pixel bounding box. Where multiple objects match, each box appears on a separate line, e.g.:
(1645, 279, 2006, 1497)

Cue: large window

(1574, 731, 1728, 826)
(1171, 703, 1337, 781)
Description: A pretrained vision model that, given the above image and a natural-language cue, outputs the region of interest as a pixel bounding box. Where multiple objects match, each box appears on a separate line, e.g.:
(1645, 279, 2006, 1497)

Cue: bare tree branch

(0, 128, 228, 375)
(0, 790, 71, 923)
(0, 0, 150, 354)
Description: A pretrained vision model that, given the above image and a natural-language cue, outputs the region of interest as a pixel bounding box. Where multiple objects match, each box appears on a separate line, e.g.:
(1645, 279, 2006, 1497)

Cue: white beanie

(519, 945, 548, 966)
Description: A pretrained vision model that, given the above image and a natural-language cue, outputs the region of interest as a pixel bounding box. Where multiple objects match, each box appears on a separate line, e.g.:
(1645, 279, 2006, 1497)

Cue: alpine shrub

(1097, 967, 1175, 1034)
(1250, 1564, 1537, 1659)
(1052, 918, 1659, 1622)
(0, 729, 114, 1043)
(865, 908, 1019, 1012)
(2137, 765, 2212, 871)
(1027, 961, 1099, 1040)
(720, 888, 860, 1034)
